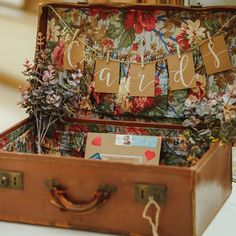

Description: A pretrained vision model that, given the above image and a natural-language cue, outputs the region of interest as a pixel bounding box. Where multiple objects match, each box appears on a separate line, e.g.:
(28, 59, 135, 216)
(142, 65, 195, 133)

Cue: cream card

(85, 133, 162, 165)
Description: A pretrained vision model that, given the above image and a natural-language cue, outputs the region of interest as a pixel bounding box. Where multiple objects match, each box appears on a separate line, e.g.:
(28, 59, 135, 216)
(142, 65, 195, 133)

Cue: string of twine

(142, 196, 161, 236)
(187, 14, 236, 52)
(48, 5, 236, 65)
(48, 5, 98, 54)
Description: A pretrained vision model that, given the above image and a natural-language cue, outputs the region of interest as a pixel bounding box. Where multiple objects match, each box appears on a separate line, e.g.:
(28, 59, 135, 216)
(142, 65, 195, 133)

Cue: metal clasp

(135, 183, 167, 204)
(0, 171, 24, 190)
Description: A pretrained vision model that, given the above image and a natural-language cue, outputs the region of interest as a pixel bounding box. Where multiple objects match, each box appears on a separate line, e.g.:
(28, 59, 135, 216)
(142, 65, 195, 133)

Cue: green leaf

(140, 106, 165, 117)
(47, 41, 57, 49)
(106, 24, 124, 39)
(203, 19, 220, 33)
(118, 29, 135, 48)
(71, 133, 84, 149)
(109, 14, 123, 27)
(172, 89, 188, 99)
(175, 103, 185, 115)
(154, 95, 168, 110)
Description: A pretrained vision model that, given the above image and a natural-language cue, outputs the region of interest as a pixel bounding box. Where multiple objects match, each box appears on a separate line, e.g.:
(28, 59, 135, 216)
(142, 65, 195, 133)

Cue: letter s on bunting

(129, 62, 156, 97)
(200, 35, 232, 75)
(167, 52, 196, 91)
(94, 59, 120, 93)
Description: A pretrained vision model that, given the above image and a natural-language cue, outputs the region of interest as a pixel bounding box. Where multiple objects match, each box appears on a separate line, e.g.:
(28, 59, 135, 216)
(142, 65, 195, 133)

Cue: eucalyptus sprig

(19, 33, 82, 154)
(182, 84, 236, 165)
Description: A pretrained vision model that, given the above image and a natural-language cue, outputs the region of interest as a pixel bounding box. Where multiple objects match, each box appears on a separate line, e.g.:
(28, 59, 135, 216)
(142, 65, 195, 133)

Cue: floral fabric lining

(40, 121, 195, 166)
(0, 122, 35, 153)
(0, 118, 214, 166)
(46, 7, 236, 120)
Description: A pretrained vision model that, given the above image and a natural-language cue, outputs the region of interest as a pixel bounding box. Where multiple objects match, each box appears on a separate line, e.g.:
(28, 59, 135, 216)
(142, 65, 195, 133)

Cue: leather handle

(47, 180, 117, 213)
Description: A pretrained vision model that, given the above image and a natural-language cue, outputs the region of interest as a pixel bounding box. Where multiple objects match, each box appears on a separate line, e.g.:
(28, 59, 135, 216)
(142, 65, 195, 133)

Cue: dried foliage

(19, 33, 82, 154)
(182, 85, 236, 165)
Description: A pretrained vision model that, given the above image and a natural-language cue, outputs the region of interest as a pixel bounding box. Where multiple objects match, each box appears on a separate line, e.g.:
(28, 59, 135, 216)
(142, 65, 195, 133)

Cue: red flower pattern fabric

(130, 78, 162, 114)
(51, 40, 65, 67)
(46, 7, 236, 120)
(90, 9, 119, 20)
(102, 38, 114, 49)
(124, 10, 156, 34)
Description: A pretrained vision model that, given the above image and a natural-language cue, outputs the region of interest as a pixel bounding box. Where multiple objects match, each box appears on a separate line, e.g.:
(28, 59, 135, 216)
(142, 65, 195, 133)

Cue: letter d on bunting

(167, 52, 196, 91)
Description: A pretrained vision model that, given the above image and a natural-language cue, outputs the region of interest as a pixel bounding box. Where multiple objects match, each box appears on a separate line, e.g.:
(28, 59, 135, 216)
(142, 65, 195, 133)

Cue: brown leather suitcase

(0, 2, 235, 236)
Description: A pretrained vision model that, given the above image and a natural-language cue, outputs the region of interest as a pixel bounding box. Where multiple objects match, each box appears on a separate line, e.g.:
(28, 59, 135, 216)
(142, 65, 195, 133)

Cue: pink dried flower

(18, 86, 32, 106)
(42, 69, 57, 85)
(72, 69, 83, 80)
(23, 59, 34, 75)
(46, 94, 61, 107)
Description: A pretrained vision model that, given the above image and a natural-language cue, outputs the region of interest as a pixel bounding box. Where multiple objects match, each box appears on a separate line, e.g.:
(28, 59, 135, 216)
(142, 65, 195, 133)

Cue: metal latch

(135, 183, 167, 204)
(0, 171, 24, 190)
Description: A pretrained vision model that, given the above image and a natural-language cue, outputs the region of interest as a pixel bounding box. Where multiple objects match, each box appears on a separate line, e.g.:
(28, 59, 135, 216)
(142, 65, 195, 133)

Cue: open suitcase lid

(21, 2, 236, 133)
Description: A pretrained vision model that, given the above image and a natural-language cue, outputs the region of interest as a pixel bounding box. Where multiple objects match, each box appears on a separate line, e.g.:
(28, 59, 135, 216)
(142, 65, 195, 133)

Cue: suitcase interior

(0, 117, 190, 165)
(0, 2, 235, 236)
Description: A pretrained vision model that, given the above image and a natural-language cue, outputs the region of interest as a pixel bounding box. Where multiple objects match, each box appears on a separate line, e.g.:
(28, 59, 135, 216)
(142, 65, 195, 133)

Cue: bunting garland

(48, 5, 235, 96)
